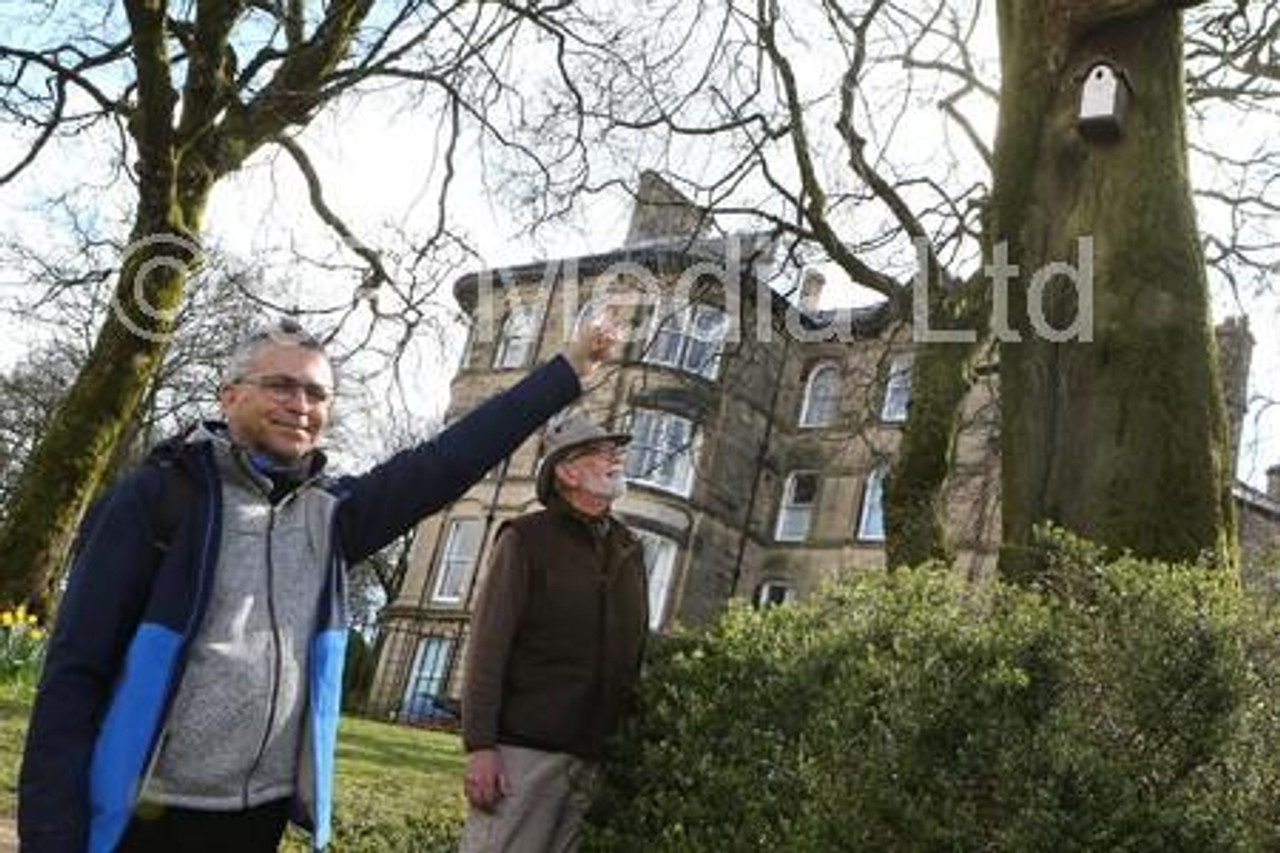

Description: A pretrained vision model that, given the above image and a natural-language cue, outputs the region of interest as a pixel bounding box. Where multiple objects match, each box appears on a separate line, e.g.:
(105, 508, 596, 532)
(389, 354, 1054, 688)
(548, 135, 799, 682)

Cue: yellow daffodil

(1, 612, 13, 628)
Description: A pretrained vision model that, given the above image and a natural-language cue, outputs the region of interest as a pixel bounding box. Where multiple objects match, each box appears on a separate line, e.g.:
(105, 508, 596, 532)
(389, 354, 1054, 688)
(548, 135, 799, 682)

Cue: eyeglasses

(234, 374, 334, 404)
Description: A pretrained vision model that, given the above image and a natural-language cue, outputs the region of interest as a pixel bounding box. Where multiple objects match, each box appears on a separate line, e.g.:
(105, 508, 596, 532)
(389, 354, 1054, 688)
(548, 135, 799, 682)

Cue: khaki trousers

(460, 745, 597, 853)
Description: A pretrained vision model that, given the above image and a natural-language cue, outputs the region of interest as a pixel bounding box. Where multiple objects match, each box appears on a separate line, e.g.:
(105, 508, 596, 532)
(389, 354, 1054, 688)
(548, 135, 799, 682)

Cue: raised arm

(336, 308, 621, 562)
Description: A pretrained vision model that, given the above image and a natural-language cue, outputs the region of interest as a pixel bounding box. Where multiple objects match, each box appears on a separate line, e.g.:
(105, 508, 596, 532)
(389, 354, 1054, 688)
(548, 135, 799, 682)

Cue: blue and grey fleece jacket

(142, 426, 332, 811)
(18, 355, 581, 853)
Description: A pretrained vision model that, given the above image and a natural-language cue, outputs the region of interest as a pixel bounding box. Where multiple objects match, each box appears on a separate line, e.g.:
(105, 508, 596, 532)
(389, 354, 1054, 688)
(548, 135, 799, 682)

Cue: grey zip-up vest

(143, 431, 340, 810)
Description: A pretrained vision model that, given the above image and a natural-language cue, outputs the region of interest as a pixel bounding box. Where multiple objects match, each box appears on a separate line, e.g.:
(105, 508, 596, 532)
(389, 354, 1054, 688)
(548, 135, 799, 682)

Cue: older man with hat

(460, 411, 649, 852)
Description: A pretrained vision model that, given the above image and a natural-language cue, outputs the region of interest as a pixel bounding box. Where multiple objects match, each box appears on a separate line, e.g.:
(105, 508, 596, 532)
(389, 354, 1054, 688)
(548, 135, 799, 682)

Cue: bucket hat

(535, 411, 631, 504)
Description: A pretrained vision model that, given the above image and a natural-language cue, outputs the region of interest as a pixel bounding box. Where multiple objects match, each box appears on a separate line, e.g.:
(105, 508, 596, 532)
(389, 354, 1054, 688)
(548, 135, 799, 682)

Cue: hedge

(586, 534, 1280, 851)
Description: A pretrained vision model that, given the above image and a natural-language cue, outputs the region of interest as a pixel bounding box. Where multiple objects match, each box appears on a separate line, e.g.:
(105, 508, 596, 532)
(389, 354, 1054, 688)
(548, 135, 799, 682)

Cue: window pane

(800, 364, 840, 427)
(624, 410, 660, 480)
(647, 312, 685, 367)
(684, 306, 727, 378)
(644, 304, 726, 380)
(634, 530, 678, 631)
(791, 472, 818, 504)
(624, 409, 696, 496)
(776, 472, 818, 541)
(401, 636, 455, 724)
(494, 305, 540, 369)
(433, 518, 483, 602)
(684, 337, 716, 377)
(691, 303, 725, 336)
(777, 506, 812, 541)
(755, 582, 795, 609)
(858, 467, 887, 541)
(881, 355, 913, 422)
(658, 416, 691, 488)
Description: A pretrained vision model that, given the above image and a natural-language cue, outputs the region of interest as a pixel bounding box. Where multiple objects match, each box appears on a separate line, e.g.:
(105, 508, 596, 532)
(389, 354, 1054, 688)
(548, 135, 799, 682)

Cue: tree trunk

(0, 250, 196, 611)
(884, 286, 986, 570)
(992, 1, 1233, 582)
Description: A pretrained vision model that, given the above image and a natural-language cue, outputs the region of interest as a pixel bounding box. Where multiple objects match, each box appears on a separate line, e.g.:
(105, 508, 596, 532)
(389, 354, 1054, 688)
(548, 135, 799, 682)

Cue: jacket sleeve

(335, 355, 581, 563)
(461, 526, 528, 753)
(18, 472, 165, 853)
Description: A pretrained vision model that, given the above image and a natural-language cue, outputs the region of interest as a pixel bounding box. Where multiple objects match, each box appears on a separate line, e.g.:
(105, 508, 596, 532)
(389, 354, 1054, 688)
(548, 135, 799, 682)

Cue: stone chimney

(1268, 464, 1280, 502)
(1214, 315, 1253, 479)
(799, 269, 825, 312)
(624, 171, 709, 247)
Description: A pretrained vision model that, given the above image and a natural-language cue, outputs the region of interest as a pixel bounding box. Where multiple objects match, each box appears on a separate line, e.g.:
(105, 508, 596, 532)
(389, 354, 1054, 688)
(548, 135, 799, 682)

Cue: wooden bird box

(1078, 62, 1132, 142)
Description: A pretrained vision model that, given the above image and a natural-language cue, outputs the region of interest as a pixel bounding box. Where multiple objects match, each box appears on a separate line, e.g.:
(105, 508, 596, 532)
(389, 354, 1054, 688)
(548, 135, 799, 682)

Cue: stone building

(366, 175, 1278, 724)
(1238, 467, 1280, 591)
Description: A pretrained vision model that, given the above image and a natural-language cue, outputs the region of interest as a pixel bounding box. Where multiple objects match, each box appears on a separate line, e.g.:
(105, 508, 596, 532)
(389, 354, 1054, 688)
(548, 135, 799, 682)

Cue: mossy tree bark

(883, 285, 987, 571)
(991, 0, 1234, 582)
(0, 0, 374, 612)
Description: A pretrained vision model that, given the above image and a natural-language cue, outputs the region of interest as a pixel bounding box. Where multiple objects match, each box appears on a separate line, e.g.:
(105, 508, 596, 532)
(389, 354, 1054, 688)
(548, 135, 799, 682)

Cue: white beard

(584, 468, 628, 501)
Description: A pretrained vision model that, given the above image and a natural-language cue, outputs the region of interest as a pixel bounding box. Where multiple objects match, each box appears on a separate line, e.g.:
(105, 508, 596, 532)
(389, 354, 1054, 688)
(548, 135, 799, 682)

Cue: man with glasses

(20, 317, 617, 853)
(461, 411, 649, 852)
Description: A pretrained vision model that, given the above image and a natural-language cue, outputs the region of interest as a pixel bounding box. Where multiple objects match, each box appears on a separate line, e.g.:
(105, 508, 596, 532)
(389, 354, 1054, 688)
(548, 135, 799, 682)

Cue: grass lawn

(0, 681, 32, 817)
(0, 682, 467, 848)
(327, 715, 466, 822)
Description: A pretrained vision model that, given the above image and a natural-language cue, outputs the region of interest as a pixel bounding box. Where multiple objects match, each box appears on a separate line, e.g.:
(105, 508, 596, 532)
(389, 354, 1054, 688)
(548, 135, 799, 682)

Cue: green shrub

(586, 546, 1280, 852)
